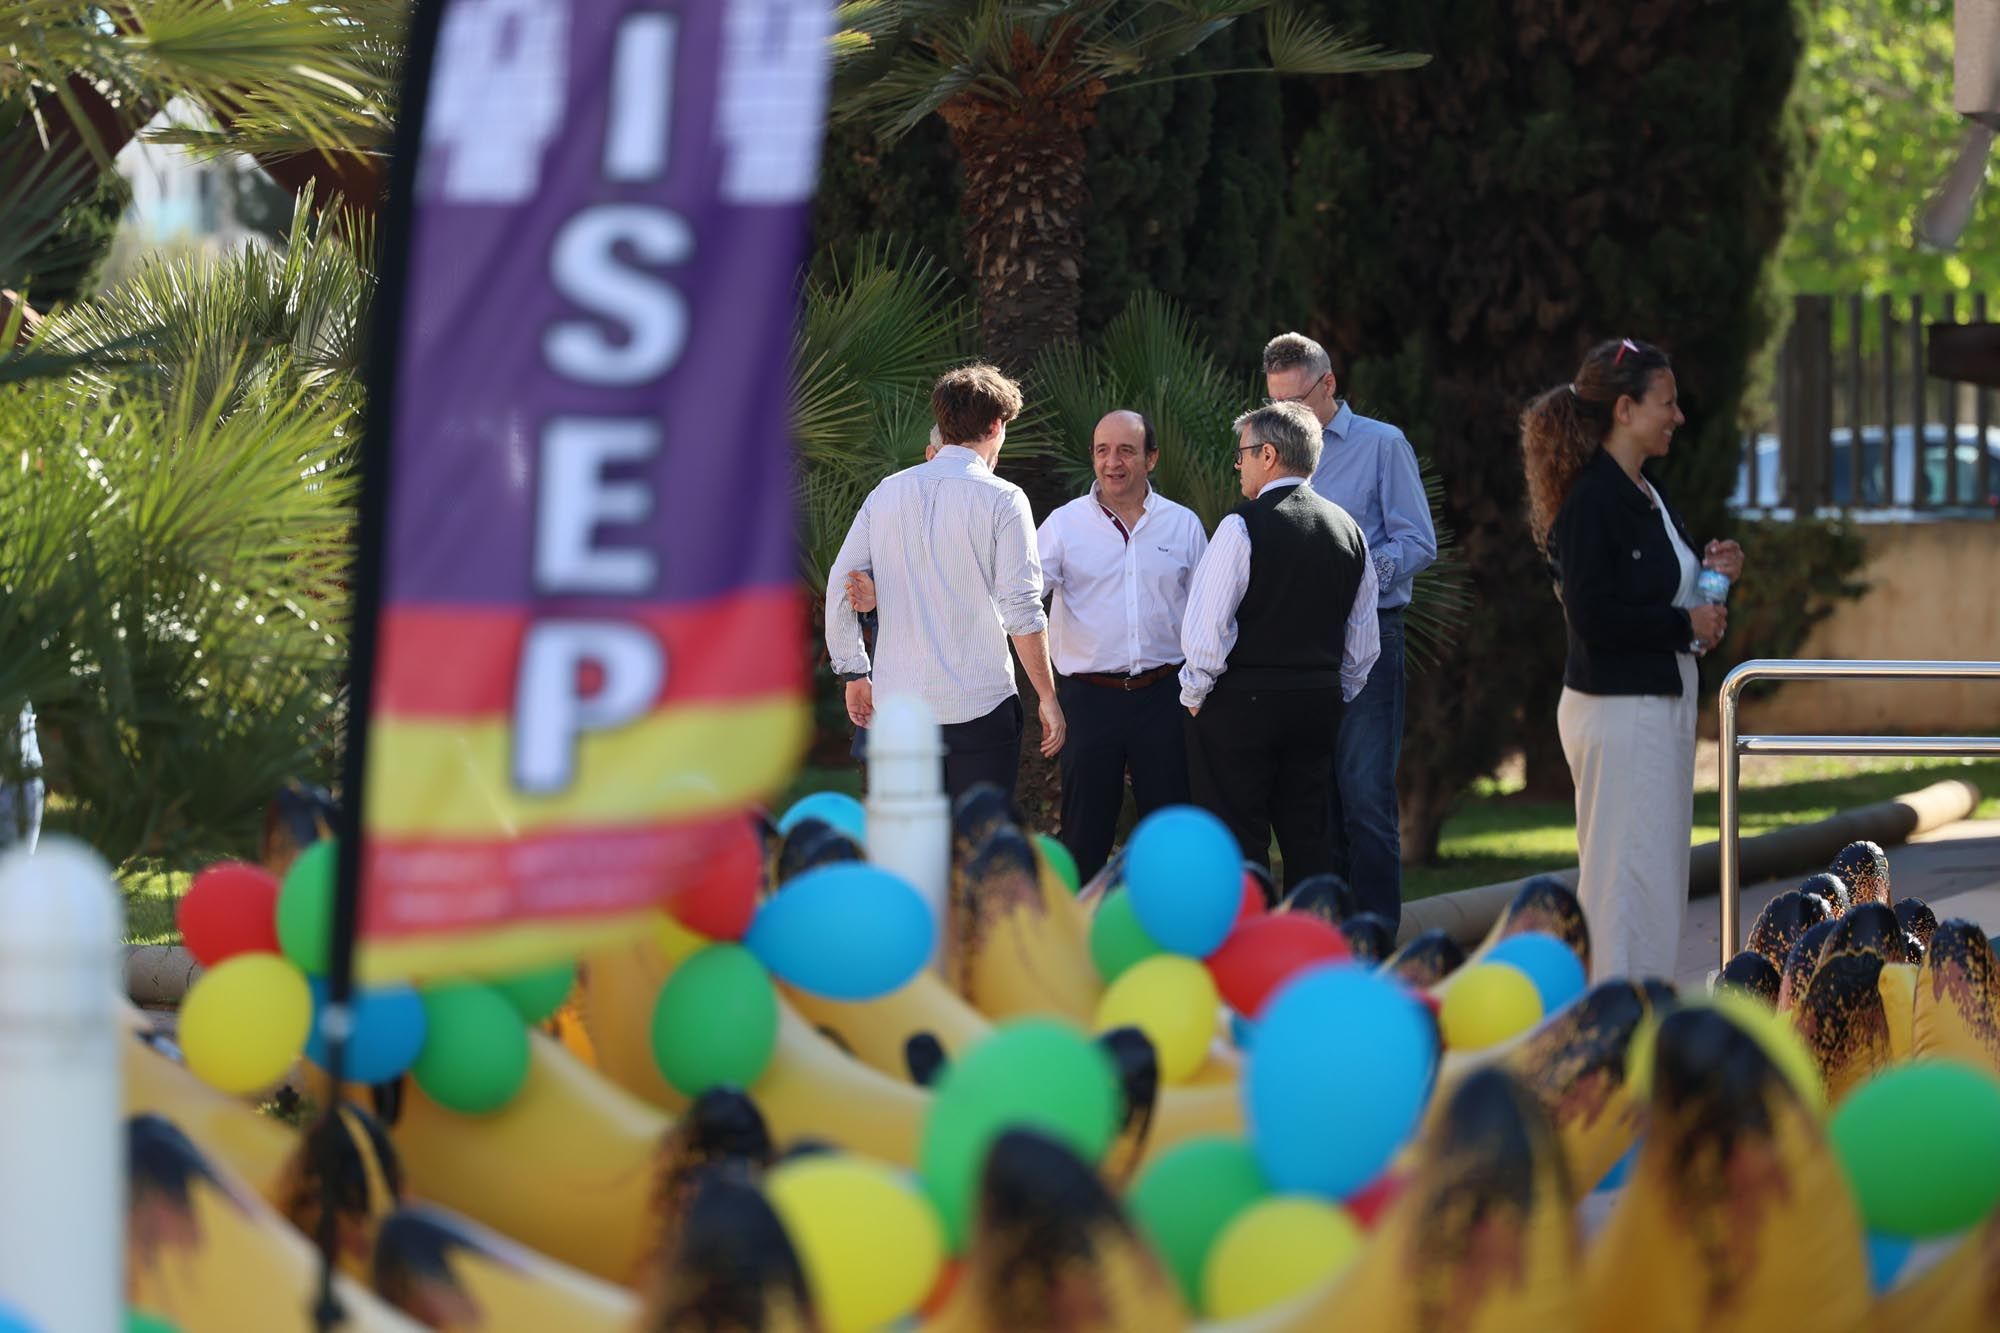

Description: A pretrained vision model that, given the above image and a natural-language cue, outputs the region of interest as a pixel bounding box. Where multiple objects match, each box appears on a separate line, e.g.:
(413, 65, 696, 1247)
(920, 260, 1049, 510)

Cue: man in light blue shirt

(1262, 332, 1437, 929)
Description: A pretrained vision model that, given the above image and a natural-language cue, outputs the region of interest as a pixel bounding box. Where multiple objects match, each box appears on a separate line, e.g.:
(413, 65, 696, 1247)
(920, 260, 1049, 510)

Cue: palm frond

(1403, 455, 1471, 672)
(1262, 7, 1430, 76)
(1, 0, 390, 160)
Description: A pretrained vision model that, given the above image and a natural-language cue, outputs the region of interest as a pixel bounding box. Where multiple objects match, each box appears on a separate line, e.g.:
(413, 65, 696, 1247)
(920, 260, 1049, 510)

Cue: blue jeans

(1330, 609, 1403, 929)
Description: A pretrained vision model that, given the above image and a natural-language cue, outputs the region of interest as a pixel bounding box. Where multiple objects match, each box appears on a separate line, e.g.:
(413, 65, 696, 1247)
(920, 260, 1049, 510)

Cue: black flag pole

(314, 0, 448, 1324)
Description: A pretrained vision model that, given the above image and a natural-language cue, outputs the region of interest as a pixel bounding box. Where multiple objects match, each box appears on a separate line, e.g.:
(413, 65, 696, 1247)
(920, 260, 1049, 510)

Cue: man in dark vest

(1179, 401, 1380, 888)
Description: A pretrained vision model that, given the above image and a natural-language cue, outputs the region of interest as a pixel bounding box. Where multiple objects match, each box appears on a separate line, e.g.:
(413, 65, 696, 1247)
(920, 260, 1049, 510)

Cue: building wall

(1739, 519, 2000, 733)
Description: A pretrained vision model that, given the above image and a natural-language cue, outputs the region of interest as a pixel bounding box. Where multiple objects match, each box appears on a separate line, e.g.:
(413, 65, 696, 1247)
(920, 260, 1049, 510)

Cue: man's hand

(846, 570, 878, 614)
(845, 678, 875, 729)
(1037, 693, 1067, 758)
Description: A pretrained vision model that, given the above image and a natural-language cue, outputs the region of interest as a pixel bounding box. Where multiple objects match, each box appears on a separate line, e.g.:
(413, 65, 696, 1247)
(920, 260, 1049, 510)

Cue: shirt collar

(1324, 401, 1354, 440)
(933, 444, 990, 474)
(1089, 480, 1155, 512)
(1256, 476, 1308, 498)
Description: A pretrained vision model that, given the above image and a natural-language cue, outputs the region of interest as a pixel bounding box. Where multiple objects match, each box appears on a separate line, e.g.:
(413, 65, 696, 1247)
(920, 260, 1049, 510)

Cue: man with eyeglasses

(1180, 402, 1379, 890)
(1261, 331, 1436, 930)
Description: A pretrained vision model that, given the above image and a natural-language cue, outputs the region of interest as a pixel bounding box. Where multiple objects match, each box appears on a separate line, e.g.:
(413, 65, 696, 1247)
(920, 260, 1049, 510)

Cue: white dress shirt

(1037, 484, 1209, 678)
(825, 446, 1047, 726)
(1178, 477, 1381, 709)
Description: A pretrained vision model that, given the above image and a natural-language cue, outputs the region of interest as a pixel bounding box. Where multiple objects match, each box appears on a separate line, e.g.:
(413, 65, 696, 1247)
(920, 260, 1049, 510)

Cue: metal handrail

(1717, 658, 2000, 968)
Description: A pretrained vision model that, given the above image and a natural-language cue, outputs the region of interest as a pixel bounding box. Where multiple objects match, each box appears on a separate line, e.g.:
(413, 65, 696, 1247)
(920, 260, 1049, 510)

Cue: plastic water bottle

(1696, 568, 1732, 604)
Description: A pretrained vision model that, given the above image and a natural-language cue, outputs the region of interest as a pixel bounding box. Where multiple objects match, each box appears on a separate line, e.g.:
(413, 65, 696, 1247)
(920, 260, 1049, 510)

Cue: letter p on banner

(342, 0, 824, 983)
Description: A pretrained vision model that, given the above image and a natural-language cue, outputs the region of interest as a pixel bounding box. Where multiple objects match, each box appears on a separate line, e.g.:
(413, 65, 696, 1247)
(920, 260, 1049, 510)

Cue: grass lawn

(117, 749, 2000, 944)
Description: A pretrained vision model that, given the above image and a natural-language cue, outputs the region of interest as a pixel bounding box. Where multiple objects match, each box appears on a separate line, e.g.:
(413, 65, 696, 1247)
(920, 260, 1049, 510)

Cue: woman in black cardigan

(1521, 338, 1743, 981)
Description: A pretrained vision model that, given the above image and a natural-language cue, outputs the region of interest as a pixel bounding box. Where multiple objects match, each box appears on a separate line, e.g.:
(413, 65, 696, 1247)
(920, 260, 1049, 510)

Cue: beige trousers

(1557, 655, 1698, 983)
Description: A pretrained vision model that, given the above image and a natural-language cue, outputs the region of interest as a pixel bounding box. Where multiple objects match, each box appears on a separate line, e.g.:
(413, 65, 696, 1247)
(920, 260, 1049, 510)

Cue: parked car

(1730, 423, 2000, 510)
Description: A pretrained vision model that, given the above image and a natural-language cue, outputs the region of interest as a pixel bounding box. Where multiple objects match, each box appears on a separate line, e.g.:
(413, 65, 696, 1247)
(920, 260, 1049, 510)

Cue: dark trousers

(1057, 674, 1190, 884)
(1186, 684, 1342, 892)
(942, 696, 1024, 804)
(1330, 608, 1405, 929)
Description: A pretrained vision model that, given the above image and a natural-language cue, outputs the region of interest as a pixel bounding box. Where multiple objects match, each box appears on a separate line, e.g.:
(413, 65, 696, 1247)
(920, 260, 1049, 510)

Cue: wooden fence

(1740, 292, 2000, 514)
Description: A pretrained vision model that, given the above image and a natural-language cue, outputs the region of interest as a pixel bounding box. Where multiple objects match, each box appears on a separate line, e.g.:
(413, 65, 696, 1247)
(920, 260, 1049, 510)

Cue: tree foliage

(1284, 0, 1808, 857)
(1782, 0, 1998, 294)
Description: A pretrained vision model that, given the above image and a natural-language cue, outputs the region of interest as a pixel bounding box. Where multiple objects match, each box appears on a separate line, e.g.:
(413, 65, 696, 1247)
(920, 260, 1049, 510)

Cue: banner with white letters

(344, 0, 825, 981)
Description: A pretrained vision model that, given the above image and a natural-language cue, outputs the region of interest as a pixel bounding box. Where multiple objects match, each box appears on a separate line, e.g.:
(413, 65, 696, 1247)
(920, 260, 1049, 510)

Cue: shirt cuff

(1373, 552, 1396, 592)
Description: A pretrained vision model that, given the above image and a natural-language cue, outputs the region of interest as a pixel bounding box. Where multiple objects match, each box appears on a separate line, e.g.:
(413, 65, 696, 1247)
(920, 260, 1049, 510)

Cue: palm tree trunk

(942, 94, 1091, 516)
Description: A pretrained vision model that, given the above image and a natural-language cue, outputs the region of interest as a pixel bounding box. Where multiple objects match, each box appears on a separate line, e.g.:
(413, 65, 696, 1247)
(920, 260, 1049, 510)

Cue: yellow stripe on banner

(356, 911, 661, 986)
(362, 697, 809, 839)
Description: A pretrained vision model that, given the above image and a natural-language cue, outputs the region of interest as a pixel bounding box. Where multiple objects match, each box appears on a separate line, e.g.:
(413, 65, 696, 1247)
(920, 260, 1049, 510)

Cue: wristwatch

(837, 671, 871, 683)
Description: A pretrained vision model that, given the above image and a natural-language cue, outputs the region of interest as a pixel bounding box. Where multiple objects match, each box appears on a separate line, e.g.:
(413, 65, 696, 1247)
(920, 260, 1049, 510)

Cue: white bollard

(0, 839, 124, 1332)
(866, 694, 951, 963)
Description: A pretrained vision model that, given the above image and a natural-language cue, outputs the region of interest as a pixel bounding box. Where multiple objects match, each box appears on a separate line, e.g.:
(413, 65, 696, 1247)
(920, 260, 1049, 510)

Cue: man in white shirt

(826, 365, 1065, 802)
(1180, 402, 1380, 889)
(1036, 410, 1209, 882)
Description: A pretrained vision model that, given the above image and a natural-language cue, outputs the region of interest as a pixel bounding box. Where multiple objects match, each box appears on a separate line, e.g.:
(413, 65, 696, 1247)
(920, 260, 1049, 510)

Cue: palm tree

(0, 196, 368, 869)
(834, 0, 1426, 387)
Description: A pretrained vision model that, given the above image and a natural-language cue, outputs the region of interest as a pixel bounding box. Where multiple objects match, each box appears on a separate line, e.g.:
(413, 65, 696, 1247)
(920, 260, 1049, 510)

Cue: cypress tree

(1282, 0, 1807, 857)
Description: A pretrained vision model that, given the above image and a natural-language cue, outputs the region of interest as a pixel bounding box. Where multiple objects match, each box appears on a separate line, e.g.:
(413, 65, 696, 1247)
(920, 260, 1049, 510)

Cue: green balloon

(276, 839, 336, 976)
(127, 1313, 182, 1333)
(493, 961, 578, 1025)
(651, 944, 777, 1098)
(1089, 890, 1162, 986)
(1034, 833, 1081, 895)
(1831, 1059, 2000, 1237)
(919, 1019, 1120, 1251)
(412, 983, 531, 1114)
(1128, 1136, 1270, 1308)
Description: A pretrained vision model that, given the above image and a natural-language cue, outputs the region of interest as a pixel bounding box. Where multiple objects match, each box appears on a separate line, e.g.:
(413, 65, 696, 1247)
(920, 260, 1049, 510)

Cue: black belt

(1072, 662, 1182, 691)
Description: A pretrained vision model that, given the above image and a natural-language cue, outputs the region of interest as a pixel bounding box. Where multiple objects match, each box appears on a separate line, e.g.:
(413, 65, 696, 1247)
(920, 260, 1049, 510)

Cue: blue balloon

(1866, 1233, 1912, 1294)
(306, 979, 428, 1084)
(1485, 932, 1588, 1014)
(1230, 1011, 1255, 1049)
(1246, 963, 1436, 1198)
(1593, 1140, 1638, 1193)
(0, 1303, 34, 1333)
(1124, 806, 1241, 957)
(746, 862, 934, 1000)
(778, 791, 866, 845)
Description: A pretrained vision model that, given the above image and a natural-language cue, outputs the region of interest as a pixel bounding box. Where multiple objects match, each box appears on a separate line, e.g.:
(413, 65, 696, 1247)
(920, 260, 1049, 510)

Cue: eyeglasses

(1267, 372, 1329, 405)
(1232, 442, 1269, 466)
(1613, 338, 1640, 365)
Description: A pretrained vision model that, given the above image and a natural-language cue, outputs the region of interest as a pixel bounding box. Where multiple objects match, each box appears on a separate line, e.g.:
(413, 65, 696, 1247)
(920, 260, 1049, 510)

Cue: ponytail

(1520, 385, 1601, 552)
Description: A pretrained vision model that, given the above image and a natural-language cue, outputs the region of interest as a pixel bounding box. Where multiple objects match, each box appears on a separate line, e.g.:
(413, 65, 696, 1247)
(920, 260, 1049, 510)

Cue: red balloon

(1234, 872, 1266, 926)
(1205, 912, 1350, 1017)
(667, 818, 762, 940)
(176, 861, 282, 966)
(1346, 1170, 1409, 1228)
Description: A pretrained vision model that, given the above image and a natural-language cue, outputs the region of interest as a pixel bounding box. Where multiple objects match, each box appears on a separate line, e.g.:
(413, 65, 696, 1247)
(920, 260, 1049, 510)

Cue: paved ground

(1674, 817, 2000, 987)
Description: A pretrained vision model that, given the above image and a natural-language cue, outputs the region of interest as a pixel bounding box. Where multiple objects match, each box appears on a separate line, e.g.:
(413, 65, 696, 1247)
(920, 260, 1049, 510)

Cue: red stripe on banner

(372, 587, 802, 716)
(359, 816, 745, 938)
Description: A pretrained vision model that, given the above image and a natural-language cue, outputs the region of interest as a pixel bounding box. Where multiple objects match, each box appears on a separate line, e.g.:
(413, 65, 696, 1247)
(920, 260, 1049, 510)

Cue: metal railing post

(1715, 658, 2000, 971)
(1718, 671, 1744, 975)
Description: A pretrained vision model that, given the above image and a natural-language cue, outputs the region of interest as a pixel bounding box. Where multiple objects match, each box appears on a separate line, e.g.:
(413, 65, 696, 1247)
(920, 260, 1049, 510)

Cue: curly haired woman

(1521, 338, 1744, 982)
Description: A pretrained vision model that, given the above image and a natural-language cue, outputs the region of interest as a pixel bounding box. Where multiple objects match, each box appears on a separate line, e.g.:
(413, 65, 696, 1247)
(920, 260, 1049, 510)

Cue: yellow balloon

(1095, 955, 1219, 1084)
(1203, 1195, 1363, 1319)
(1626, 990, 1826, 1112)
(655, 912, 713, 965)
(179, 953, 313, 1096)
(1439, 962, 1544, 1051)
(765, 1154, 944, 1333)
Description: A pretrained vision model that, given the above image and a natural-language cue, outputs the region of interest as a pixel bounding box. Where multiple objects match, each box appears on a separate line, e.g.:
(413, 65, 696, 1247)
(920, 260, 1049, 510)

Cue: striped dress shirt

(825, 446, 1047, 726)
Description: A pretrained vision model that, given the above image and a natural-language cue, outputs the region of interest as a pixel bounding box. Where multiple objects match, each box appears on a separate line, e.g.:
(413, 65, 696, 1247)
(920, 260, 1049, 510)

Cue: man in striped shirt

(825, 365, 1065, 801)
